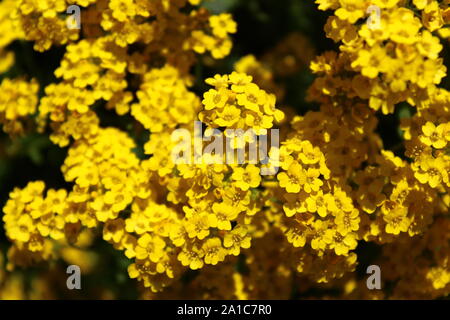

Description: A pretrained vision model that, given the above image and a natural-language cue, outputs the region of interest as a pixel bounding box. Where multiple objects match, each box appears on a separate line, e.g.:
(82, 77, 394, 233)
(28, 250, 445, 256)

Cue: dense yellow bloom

(0, 79, 39, 136)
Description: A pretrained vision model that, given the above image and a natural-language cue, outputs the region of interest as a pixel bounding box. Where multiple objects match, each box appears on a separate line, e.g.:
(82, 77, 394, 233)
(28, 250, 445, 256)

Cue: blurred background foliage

(0, 0, 448, 299)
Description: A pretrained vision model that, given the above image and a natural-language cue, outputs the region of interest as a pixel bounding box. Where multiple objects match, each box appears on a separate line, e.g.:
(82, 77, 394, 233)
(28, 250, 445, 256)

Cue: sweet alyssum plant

(0, 0, 449, 299)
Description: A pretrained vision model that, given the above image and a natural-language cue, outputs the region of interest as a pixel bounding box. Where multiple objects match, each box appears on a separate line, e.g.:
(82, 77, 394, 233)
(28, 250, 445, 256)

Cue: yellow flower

(178, 245, 205, 270)
(335, 209, 360, 236)
(283, 192, 309, 217)
(10, 214, 35, 242)
(209, 13, 237, 38)
(422, 2, 444, 32)
(244, 112, 273, 134)
(37, 212, 65, 240)
(382, 201, 410, 235)
(285, 223, 308, 248)
(169, 223, 187, 247)
(202, 237, 226, 265)
(209, 202, 239, 231)
(211, 38, 233, 59)
(351, 46, 390, 79)
(299, 141, 322, 165)
(222, 186, 250, 212)
(304, 168, 324, 193)
(427, 268, 450, 290)
(278, 161, 306, 193)
(311, 220, 333, 251)
(305, 191, 329, 217)
(185, 213, 211, 239)
(90, 197, 115, 222)
(389, 8, 422, 44)
(202, 88, 229, 111)
(135, 233, 166, 262)
(214, 105, 241, 127)
(236, 83, 266, 112)
(335, 0, 366, 23)
(103, 218, 125, 243)
(109, 0, 136, 22)
(417, 31, 443, 60)
(205, 74, 229, 89)
(330, 231, 358, 256)
(356, 189, 386, 213)
(414, 156, 448, 188)
(420, 121, 448, 149)
(223, 225, 251, 256)
(326, 189, 354, 214)
(229, 72, 253, 93)
(412, 0, 429, 10)
(104, 190, 133, 213)
(0, 78, 39, 135)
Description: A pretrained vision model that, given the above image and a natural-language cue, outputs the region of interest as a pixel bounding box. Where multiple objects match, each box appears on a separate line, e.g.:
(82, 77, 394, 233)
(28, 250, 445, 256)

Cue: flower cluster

(313, 0, 448, 114)
(200, 72, 284, 135)
(0, 78, 39, 136)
